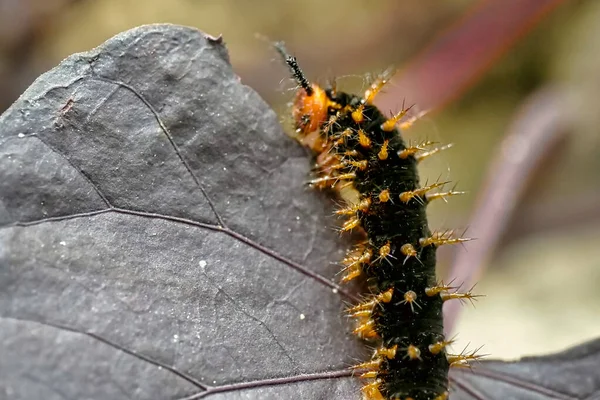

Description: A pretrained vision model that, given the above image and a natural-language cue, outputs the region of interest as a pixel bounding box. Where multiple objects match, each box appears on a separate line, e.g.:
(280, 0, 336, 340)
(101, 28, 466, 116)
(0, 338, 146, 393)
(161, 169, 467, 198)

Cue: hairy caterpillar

(275, 43, 483, 400)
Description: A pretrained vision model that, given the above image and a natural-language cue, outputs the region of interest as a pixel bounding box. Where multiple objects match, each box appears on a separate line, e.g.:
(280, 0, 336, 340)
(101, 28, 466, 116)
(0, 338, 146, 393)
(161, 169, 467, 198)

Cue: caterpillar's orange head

(274, 42, 329, 135)
(292, 84, 328, 134)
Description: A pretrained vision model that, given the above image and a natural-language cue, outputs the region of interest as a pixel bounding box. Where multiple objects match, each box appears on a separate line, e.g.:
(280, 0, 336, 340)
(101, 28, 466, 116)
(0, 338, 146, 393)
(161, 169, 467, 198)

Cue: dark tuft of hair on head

(274, 41, 313, 96)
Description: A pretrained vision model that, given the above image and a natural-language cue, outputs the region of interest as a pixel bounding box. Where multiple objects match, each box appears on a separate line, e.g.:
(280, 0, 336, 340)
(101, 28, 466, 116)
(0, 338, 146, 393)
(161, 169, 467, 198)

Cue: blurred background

(1, 0, 598, 360)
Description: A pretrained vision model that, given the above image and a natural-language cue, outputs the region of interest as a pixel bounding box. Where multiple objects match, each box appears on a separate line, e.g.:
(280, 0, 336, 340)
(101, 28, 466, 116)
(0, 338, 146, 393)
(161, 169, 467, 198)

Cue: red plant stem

(376, 0, 567, 113)
(443, 86, 569, 334)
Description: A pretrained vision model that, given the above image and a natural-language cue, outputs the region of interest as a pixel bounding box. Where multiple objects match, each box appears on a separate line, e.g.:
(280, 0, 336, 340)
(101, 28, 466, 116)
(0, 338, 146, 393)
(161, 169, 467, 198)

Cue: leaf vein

(0, 315, 208, 391)
(0, 207, 357, 301)
(90, 75, 226, 228)
(176, 369, 354, 400)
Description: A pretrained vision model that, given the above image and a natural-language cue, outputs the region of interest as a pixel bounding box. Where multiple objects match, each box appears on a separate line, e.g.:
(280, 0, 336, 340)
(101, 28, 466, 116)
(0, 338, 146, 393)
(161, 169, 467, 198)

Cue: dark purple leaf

(0, 24, 598, 400)
(0, 24, 362, 400)
(451, 337, 600, 399)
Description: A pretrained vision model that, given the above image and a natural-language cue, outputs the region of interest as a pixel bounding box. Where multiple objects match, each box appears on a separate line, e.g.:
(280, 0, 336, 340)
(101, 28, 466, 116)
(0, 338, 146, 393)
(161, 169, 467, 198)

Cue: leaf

(0, 24, 598, 400)
(450, 337, 600, 399)
(0, 24, 363, 399)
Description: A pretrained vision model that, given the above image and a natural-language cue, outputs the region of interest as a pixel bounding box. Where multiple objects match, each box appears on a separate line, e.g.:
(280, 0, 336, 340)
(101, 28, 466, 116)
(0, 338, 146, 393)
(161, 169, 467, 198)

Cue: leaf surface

(451, 338, 600, 399)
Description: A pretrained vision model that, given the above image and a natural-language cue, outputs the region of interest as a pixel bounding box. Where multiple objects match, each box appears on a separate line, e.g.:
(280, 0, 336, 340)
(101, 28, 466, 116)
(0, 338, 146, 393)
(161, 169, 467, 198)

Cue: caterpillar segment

(398, 110, 430, 131)
(378, 189, 392, 203)
(424, 280, 458, 297)
(353, 105, 366, 124)
(440, 288, 483, 306)
(276, 42, 483, 400)
(399, 243, 418, 265)
(397, 140, 437, 160)
(335, 197, 372, 216)
(340, 247, 373, 283)
(358, 129, 372, 148)
(364, 68, 395, 104)
(398, 181, 450, 204)
(381, 106, 413, 132)
(428, 338, 456, 356)
(419, 230, 474, 248)
(425, 189, 467, 203)
(346, 288, 394, 316)
(415, 143, 454, 163)
(446, 345, 487, 368)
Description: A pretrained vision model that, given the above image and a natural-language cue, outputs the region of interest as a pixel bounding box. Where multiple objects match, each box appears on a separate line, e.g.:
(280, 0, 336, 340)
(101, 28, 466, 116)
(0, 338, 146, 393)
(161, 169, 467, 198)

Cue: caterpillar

(275, 42, 483, 400)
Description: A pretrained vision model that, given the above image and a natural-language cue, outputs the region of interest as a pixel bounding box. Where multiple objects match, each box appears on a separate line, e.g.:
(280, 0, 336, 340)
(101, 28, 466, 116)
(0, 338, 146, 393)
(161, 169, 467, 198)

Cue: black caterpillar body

(275, 42, 479, 400)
